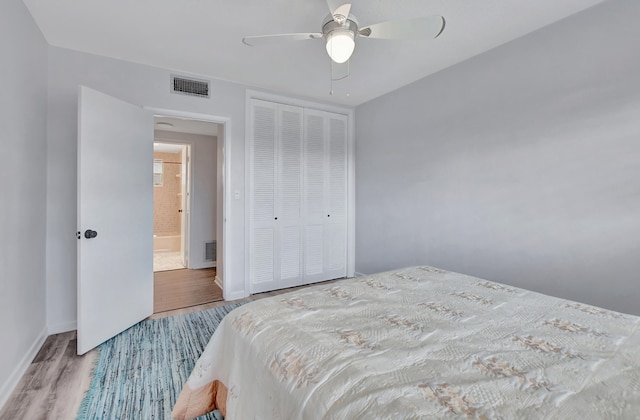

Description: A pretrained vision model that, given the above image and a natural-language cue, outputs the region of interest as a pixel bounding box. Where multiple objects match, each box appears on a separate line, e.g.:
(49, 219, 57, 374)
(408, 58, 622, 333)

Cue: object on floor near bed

(173, 266, 640, 419)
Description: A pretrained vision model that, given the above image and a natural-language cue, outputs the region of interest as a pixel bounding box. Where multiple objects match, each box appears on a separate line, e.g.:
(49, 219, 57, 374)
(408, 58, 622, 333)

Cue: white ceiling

(22, 0, 605, 106)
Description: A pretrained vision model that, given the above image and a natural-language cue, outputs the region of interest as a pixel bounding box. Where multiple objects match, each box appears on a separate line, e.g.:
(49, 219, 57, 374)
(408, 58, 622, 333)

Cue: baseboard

(188, 261, 216, 270)
(214, 276, 223, 289)
(224, 290, 247, 302)
(354, 272, 366, 277)
(0, 327, 47, 411)
(47, 320, 77, 335)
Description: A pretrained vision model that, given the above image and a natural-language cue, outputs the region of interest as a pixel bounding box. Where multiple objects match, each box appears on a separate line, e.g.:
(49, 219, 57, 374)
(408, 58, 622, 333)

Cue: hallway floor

(153, 267, 222, 313)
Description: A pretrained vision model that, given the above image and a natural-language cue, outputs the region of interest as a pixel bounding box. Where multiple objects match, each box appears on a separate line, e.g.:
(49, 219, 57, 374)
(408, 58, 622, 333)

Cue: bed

(172, 266, 640, 419)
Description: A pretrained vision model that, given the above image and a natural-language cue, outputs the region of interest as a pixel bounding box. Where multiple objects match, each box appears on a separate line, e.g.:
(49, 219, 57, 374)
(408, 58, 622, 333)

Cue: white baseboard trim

(224, 290, 247, 302)
(47, 320, 77, 335)
(214, 276, 223, 289)
(188, 261, 216, 270)
(0, 327, 47, 411)
(354, 272, 366, 277)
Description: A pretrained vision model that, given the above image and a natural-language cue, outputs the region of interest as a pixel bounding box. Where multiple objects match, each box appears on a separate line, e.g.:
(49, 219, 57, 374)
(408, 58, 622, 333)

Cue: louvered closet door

(303, 109, 327, 283)
(250, 100, 348, 292)
(276, 105, 303, 288)
(249, 100, 278, 292)
(324, 113, 348, 279)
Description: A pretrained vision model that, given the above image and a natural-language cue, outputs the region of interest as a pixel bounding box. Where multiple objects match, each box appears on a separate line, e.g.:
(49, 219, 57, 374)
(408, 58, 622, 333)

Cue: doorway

(153, 141, 188, 271)
(76, 87, 233, 353)
(152, 116, 224, 313)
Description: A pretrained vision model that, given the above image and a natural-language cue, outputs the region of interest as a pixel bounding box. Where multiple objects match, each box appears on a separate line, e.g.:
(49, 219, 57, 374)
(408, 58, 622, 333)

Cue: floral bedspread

(173, 266, 640, 419)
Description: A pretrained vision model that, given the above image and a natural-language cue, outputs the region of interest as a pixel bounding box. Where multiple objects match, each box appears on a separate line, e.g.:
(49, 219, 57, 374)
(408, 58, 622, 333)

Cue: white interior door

(77, 86, 154, 355)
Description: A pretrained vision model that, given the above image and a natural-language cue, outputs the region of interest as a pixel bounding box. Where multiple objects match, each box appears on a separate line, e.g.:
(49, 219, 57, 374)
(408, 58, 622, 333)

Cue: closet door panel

(280, 226, 301, 284)
(249, 100, 278, 291)
(325, 113, 348, 277)
(304, 226, 324, 277)
(324, 224, 346, 273)
(251, 101, 277, 223)
(277, 105, 303, 285)
(303, 111, 326, 221)
(327, 114, 347, 221)
(279, 106, 303, 222)
(250, 229, 276, 293)
(303, 110, 327, 282)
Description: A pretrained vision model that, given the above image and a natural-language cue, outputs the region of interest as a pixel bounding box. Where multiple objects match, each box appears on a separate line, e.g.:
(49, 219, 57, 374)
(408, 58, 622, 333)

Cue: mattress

(173, 266, 640, 419)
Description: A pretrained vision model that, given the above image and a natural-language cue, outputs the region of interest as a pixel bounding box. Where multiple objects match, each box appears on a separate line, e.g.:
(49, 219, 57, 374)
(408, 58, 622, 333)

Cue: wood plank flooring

(154, 267, 222, 313)
(0, 331, 96, 420)
(0, 278, 342, 419)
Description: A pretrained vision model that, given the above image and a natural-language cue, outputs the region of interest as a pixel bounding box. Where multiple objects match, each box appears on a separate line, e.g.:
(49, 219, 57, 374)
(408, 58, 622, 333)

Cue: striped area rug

(77, 303, 244, 420)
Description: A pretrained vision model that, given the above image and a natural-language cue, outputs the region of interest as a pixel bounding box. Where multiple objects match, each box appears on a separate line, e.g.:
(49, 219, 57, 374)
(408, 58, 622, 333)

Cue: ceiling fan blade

(242, 33, 323, 47)
(331, 60, 349, 81)
(359, 15, 445, 40)
(327, 1, 351, 23)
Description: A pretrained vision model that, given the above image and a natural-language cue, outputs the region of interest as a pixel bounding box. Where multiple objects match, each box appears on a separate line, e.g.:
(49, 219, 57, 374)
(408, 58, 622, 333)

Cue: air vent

(205, 240, 216, 262)
(171, 75, 210, 98)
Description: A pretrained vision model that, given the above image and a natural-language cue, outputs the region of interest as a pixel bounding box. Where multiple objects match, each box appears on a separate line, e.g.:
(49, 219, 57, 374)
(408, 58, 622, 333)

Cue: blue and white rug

(77, 304, 243, 420)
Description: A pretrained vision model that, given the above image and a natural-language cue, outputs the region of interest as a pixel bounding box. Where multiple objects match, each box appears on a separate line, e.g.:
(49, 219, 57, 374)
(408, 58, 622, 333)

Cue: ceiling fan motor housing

(322, 14, 359, 39)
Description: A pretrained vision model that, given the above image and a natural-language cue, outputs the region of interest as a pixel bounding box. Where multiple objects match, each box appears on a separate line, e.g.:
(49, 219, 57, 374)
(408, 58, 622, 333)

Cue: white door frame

(181, 144, 191, 267)
(146, 107, 231, 299)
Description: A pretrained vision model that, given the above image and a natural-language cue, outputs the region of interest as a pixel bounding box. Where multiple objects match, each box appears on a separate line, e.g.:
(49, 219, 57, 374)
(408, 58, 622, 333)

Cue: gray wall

(154, 131, 218, 269)
(355, 0, 640, 315)
(0, 0, 48, 407)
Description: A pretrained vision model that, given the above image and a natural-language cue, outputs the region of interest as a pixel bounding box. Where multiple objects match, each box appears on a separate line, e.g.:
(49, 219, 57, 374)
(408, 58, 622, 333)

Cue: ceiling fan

(242, 1, 445, 80)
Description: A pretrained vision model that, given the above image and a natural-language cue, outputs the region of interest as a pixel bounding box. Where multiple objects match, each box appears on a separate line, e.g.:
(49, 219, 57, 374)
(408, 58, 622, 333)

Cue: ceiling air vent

(171, 75, 210, 98)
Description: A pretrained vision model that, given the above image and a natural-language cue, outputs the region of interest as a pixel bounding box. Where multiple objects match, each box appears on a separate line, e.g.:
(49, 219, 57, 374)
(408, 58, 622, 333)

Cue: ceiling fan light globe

(325, 30, 355, 63)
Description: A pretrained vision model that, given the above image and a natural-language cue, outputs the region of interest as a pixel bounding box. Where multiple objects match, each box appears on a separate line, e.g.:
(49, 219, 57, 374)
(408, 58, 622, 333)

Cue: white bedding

(173, 266, 640, 419)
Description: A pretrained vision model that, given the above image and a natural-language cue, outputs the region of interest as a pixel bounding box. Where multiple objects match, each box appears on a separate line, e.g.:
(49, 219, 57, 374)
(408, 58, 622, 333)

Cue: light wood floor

(0, 279, 341, 419)
(0, 331, 96, 420)
(154, 267, 222, 313)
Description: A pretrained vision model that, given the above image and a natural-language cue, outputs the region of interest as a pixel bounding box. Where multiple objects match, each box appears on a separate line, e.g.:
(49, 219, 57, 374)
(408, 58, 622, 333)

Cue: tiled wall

(153, 151, 182, 235)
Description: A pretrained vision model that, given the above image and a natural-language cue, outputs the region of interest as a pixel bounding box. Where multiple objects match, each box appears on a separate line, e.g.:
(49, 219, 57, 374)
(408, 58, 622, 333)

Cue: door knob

(84, 229, 98, 239)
